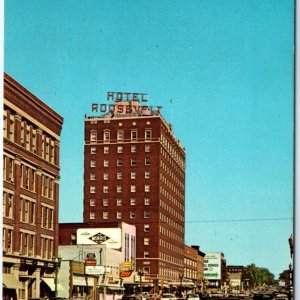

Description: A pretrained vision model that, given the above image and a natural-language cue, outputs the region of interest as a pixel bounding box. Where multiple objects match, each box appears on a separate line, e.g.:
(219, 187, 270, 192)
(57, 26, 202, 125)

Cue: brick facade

(83, 102, 185, 283)
(3, 73, 63, 300)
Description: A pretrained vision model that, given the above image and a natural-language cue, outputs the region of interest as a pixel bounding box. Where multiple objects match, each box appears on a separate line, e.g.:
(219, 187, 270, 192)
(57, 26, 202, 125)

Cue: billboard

(203, 253, 222, 280)
(77, 228, 122, 249)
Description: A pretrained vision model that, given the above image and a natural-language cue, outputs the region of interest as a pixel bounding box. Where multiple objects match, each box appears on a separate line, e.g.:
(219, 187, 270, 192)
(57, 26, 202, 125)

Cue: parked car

(149, 294, 161, 300)
(160, 293, 177, 300)
(186, 294, 199, 300)
(122, 295, 144, 300)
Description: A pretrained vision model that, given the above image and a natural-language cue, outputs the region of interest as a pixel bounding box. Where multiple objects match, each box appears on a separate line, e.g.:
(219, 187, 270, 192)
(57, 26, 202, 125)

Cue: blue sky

(4, 0, 294, 278)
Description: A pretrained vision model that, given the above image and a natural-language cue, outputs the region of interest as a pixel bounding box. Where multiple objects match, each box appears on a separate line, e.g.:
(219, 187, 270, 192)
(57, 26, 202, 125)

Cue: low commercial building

(58, 222, 136, 300)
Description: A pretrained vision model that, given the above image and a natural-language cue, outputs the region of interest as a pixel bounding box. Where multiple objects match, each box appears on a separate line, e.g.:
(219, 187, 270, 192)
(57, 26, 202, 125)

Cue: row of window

(3, 191, 54, 229)
(90, 198, 151, 207)
(90, 129, 152, 142)
(160, 168, 184, 192)
(160, 198, 184, 222)
(184, 257, 197, 268)
(3, 110, 57, 164)
(160, 224, 183, 244)
(2, 228, 54, 259)
(160, 237, 183, 254)
(90, 210, 152, 220)
(90, 185, 151, 194)
(160, 186, 184, 213)
(91, 144, 151, 154)
(90, 170, 151, 181)
(160, 251, 183, 266)
(160, 212, 184, 233)
(90, 157, 151, 168)
(160, 131, 185, 169)
(158, 267, 182, 281)
(3, 155, 56, 200)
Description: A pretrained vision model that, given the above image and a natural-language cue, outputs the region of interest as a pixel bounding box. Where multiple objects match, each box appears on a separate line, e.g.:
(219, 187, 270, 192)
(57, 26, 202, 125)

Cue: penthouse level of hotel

(83, 99, 186, 284)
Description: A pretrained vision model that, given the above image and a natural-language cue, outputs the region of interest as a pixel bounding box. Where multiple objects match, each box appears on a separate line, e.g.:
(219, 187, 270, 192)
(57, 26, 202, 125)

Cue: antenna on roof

(170, 98, 173, 124)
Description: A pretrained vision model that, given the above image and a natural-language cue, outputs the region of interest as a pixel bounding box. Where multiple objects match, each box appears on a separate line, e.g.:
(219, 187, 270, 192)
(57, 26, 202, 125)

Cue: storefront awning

(3, 274, 23, 289)
(42, 278, 55, 291)
(42, 278, 64, 292)
(107, 286, 125, 291)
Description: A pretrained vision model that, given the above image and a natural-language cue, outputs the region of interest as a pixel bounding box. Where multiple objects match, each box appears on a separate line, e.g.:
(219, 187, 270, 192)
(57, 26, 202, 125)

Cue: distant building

(3, 73, 63, 299)
(203, 252, 227, 291)
(226, 266, 244, 293)
(83, 95, 186, 283)
(191, 245, 206, 290)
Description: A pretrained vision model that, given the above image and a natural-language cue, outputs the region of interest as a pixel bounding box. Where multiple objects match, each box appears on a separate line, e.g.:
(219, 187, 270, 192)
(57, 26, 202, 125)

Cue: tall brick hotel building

(83, 93, 186, 284)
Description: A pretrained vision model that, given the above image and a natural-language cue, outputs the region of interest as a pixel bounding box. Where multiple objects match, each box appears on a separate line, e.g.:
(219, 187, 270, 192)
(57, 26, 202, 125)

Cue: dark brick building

(83, 96, 185, 283)
(3, 73, 63, 299)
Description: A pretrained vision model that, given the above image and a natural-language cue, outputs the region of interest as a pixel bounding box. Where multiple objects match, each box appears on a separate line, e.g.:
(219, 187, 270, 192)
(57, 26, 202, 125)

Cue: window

(90, 212, 95, 219)
(90, 131, 97, 142)
(145, 185, 150, 192)
(144, 238, 150, 245)
(145, 130, 152, 140)
(117, 172, 122, 180)
(131, 158, 136, 166)
(90, 186, 96, 193)
(117, 146, 123, 153)
(103, 199, 109, 206)
(130, 211, 136, 219)
(103, 172, 108, 180)
(117, 199, 122, 206)
(103, 212, 108, 219)
(130, 198, 136, 206)
(9, 117, 14, 141)
(117, 130, 124, 141)
(117, 159, 123, 166)
(90, 199, 95, 206)
(104, 160, 109, 167)
(144, 224, 150, 232)
(3, 114, 7, 138)
(131, 145, 137, 153)
(90, 147, 96, 154)
(90, 160, 96, 167)
(144, 211, 150, 218)
(104, 146, 109, 154)
(145, 144, 151, 152)
(117, 211, 122, 219)
(131, 172, 136, 179)
(103, 186, 109, 193)
(144, 198, 150, 206)
(117, 186, 122, 193)
(145, 171, 150, 179)
(144, 251, 150, 258)
(130, 185, 136, 192)
(90, 173, 96, 180)
(131, 130, 138, 140)
(103, 131, 110, 142)
(145, 158, 150, 165)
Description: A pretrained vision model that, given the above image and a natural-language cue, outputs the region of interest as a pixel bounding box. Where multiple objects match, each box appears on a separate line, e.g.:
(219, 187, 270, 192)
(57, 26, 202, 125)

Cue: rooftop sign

(90, 91, 162, 115)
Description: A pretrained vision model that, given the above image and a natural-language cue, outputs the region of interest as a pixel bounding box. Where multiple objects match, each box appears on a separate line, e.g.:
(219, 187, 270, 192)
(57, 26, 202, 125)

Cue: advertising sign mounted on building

(77, 228, 122, 249)
(204, 253, 222, 280)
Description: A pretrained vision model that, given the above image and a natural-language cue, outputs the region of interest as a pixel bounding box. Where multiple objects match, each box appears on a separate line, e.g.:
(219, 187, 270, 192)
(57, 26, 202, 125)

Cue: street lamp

(179, 273, 184, 297)
(138, 269, 144, 294)
(52, 256, 62, 297)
